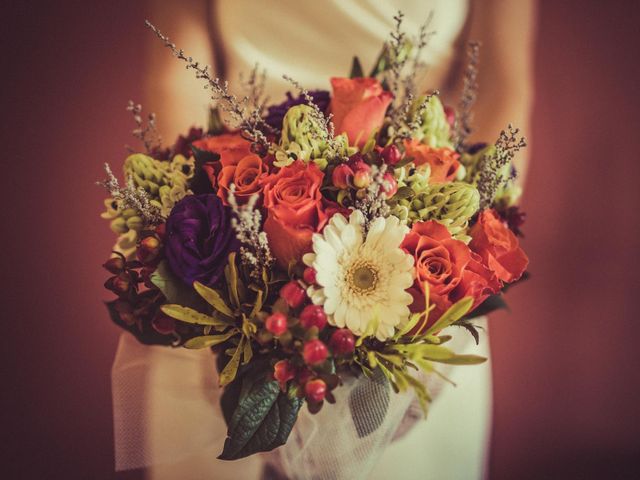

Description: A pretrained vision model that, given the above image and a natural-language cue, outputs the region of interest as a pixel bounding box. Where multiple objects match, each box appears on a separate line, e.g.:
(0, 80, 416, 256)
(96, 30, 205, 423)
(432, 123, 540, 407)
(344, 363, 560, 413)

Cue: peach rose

(262, 161, 327, 268)
(404, 140, 460, 183)
(193, 132, 252, 171)
(214, 154, 269, 206)
(329, 77, 393, 148)
(261, 161, 332, 268)
(402, 221, 500, 327)
(469, 210, 529, 283)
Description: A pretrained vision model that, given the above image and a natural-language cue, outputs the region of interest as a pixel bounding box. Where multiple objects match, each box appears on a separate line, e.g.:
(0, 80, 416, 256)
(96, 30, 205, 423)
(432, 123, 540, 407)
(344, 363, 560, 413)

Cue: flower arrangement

(100, 13, 529, 461)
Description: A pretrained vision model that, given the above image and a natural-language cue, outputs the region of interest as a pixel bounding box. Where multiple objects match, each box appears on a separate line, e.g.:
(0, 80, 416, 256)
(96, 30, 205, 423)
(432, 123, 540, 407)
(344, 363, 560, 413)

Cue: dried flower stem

(126, 100, 162, 153)
(227, 187, 274, 280)
(98, 163, 163, 225)
(476, 124, 527, 209)
(145, 20, 270, 153)
(355, 164, 391, 232)
(455, 41, 481, 149)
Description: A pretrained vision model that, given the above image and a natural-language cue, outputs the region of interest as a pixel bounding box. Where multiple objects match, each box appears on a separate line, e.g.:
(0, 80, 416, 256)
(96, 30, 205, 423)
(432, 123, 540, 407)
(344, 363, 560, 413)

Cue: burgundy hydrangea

(264, 90, 330, 131)
(164, 194, 239, 287)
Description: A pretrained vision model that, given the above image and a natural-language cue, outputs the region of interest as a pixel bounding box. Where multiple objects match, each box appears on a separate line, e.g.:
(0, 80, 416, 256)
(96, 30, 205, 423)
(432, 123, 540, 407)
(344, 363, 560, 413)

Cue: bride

(113, 1, 534, 478)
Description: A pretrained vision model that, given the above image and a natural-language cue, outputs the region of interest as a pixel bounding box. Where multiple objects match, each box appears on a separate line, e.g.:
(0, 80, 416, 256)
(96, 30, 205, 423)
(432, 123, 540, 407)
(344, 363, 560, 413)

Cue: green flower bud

(124, 153, 170, 195)
(411, 95, 453, 148)
(414, 182, 479, 242)
(281, 105, 328, 160)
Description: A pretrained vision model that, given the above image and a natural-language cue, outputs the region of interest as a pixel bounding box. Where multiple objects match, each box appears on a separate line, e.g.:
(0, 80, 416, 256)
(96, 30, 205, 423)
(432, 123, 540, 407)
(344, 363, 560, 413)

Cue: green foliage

(355, 290, 486, 415)
(350, 56, 364, 78)
(218, 365, 303, 460)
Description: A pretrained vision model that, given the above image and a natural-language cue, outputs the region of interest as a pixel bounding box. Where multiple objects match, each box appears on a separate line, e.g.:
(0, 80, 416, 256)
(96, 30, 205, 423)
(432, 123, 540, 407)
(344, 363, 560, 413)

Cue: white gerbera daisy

(303, 210, 414, 341)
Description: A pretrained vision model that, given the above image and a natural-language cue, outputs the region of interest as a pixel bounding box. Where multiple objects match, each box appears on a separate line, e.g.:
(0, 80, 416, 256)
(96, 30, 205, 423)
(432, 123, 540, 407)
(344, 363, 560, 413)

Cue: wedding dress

(112, 1, 493, 478)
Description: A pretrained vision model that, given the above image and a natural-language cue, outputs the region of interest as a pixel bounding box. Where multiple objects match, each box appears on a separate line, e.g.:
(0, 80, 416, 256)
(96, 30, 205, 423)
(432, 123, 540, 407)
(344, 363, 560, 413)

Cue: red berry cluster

(103, 226, 174, 337)
(264, 275, 357, 412)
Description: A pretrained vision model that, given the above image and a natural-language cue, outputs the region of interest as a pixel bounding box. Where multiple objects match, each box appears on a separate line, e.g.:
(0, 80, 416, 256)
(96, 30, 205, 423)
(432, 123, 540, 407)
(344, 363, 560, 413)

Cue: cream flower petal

(304, 211, 414, 340)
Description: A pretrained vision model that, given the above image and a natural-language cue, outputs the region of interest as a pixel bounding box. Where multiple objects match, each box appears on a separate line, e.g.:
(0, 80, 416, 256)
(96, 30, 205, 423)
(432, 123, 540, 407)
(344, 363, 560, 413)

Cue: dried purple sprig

(126, 100, 162, 154)
(402, 12, 436, 95)
(354, 164, 391, 232)
(454, 41, 481, 149)
(476, 124, 527, 209)
(239, 63, 269, 114)
(98, 163, 164, 226)
(227, 186, 274, 281)
(144, 20, 270, 154)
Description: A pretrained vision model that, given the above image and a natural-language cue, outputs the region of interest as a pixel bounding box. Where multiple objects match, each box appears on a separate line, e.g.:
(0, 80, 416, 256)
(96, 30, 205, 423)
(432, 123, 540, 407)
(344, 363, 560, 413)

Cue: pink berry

(273, 359, 296, 389)
(299, 305, 328, 330)
(381, 172, 398, 197)
(265, 312, 288, 336)
(331, 164, 354, 189)
(302, 267, 317, 285)
(303, 339, 329, 365)
(382, 144, 402, 165)
(444, 106, 456, 130)
(305, 379, 327, 403)
(279, 281, 307, 309)
(353, 169, 372, 189)
(329, 329, 355, 355)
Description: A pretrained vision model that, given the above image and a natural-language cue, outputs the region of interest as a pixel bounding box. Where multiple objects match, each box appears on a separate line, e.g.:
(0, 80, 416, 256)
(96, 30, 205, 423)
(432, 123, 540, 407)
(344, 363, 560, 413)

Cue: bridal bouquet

(100, 14, 528, 461)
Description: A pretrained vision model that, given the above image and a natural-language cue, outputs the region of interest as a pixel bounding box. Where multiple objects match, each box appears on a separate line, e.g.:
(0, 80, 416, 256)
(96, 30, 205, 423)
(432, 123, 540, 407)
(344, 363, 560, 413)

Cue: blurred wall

(2, 1, 639, 479)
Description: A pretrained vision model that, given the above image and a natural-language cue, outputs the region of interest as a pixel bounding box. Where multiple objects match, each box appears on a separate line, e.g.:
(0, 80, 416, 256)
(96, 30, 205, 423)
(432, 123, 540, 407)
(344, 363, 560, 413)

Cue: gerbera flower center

(347, 259, 379, 294)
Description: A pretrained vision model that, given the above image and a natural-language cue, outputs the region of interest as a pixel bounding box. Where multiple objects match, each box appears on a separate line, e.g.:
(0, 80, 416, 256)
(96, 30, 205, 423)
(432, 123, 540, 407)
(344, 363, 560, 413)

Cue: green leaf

(407, 344, 487, 365)
(453, 320, 481, 345)
(161, 304, 228, 328)
(150, 261, 204, 308)
(193, 281, 235, 317)
(349, 56, 364, 78)
(183, 330, 237, 349)
(218, 377, 303, 460)
(424, 297, 474, 336)
(224, 253, 243, 309)
(219, 338, 245, 386)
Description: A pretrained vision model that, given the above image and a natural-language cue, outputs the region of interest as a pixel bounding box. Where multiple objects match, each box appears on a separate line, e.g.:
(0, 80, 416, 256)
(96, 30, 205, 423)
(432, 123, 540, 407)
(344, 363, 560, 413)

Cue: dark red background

(3, 1, 639, 478)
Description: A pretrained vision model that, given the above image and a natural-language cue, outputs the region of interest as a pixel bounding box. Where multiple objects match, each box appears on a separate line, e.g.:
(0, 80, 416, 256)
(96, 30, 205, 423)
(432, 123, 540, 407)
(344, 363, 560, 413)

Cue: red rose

(215, 154, 269, 206)
(261, 161, 337, 268)
(403, 140, 460, 183)
(401, 221, 500, 327)
(469, 210, 529, 283)
(329, 77, 393, 148)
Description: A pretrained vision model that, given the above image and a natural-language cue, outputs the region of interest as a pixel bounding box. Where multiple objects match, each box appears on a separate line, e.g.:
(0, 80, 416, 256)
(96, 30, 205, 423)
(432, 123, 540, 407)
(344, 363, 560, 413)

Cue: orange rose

(404, 140, 460, 183)
(215, 154, 269, 206)
(193, 132, 252, 168)
(329, 77, 393, 148)
(402, 221, 500, 327)
(261, 161, 331, 268)
(469, 210, 529, 283)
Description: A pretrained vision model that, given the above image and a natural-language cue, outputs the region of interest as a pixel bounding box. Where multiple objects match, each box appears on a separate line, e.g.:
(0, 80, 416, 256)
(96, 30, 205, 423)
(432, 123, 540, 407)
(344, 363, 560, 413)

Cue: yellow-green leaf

(242, 338, 253, 364)
(224, 252, 242, 308)
(219, 338, 244, 386)
(424, 297, 474, 336)
(184, 330, 237, 349)
(161, 304, 226, 327)
(250, 289, 263, 319)
(193, 281, 234, 317)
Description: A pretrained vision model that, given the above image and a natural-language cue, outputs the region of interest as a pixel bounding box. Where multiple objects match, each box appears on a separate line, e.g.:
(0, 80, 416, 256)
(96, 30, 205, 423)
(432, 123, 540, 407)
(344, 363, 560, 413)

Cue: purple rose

(165, 194, 239, 287)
